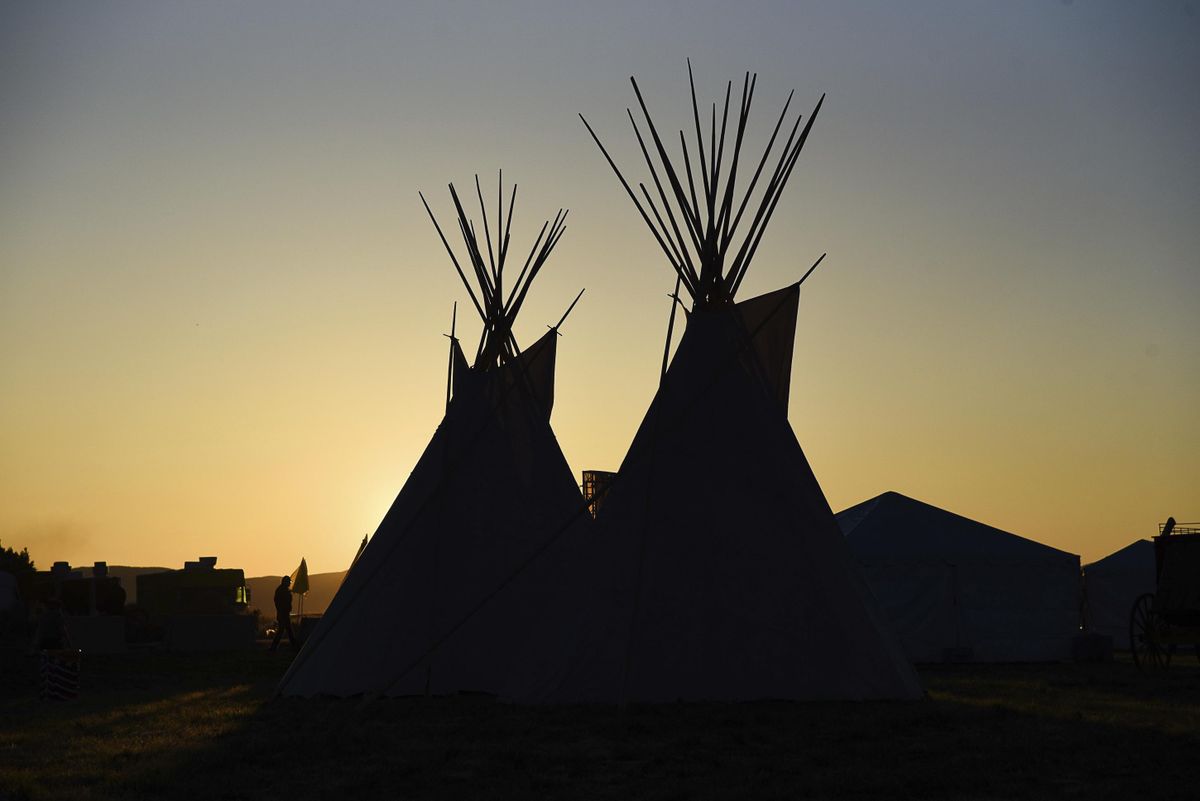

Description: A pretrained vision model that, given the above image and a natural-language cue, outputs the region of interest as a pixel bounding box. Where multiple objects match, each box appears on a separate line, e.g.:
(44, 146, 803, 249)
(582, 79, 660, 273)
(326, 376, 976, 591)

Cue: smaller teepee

(278, 174, 590, 698)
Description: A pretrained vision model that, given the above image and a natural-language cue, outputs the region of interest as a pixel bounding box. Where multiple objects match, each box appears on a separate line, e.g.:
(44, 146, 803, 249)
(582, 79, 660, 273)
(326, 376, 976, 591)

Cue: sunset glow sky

(2, 1, 1197, 577)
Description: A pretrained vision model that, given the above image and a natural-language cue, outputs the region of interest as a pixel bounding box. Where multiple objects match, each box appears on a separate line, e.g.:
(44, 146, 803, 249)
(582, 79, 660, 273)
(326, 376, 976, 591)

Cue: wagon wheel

(1130, 593, 1172, 671)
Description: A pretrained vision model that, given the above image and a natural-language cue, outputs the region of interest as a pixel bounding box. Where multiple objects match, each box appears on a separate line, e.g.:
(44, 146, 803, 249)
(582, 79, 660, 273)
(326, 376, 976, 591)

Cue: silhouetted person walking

(270, 575, 296, 652)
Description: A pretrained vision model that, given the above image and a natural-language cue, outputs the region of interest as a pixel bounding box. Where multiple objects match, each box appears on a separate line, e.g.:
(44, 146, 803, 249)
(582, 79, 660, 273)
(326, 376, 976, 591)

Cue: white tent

(278, 176, 590, 698)
(838, 492, 1082, 662)
(505, 67, 921, 703)
(1083, 540, 1155, 650)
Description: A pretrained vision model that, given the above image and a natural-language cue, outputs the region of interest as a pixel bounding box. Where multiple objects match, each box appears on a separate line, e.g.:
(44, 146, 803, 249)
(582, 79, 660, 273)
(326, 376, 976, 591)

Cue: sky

(1, 1, 1197, 578)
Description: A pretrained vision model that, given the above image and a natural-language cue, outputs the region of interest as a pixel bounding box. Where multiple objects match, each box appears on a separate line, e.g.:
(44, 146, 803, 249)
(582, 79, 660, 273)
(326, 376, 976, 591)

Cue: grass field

(2, 643, 1198, 800)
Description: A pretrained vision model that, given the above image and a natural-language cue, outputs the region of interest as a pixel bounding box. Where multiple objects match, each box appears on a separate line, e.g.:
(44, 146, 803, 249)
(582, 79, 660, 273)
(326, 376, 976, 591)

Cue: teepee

(507, 65, 921, 702)
(278, 174, 590, 698)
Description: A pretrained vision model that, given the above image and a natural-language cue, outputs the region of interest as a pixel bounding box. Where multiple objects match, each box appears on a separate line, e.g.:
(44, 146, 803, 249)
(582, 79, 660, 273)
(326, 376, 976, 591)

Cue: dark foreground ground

(1, 643, 1198, 801)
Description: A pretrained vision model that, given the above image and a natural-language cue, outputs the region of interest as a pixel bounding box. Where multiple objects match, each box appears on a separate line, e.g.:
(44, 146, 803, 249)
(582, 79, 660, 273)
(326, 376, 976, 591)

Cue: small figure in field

(270, 575, 296, 652)
(32, 598, 71, 652)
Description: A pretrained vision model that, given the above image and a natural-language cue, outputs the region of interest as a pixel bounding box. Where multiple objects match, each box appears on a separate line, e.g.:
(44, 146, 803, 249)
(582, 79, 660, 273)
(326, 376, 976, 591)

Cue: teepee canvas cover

(838, 492, 1082, 662)
(278, 177, 589, 698)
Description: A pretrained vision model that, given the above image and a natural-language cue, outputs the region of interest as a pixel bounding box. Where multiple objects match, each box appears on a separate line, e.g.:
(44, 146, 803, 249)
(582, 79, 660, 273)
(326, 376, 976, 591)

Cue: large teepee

(278, 175, 590, 697)
(507, 66, 921, 702)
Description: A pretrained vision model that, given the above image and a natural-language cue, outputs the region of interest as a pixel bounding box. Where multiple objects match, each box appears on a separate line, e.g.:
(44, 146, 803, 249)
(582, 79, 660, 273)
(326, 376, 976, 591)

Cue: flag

(290, 557, 309, 596)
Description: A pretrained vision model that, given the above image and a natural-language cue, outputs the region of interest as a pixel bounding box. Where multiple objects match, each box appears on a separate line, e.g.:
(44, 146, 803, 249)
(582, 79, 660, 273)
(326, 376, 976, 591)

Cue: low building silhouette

(136, 556, 255, 651)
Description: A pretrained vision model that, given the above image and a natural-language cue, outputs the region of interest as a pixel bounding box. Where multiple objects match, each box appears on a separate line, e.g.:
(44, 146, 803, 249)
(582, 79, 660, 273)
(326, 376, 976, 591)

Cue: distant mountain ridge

(245, 571, 348, 617)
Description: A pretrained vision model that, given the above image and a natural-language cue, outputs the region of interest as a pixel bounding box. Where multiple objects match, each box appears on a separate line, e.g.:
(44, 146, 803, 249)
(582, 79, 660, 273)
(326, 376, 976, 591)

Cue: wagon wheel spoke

(1130, 593, 1165, 673)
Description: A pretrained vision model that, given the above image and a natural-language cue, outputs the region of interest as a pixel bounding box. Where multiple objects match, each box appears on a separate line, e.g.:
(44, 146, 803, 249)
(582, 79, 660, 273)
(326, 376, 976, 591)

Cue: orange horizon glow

(2, 2, 1197, 578)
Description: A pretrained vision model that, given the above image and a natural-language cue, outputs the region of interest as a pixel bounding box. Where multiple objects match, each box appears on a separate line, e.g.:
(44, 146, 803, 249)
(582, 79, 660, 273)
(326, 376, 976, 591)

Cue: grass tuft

(2, 645, 1198, 799)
